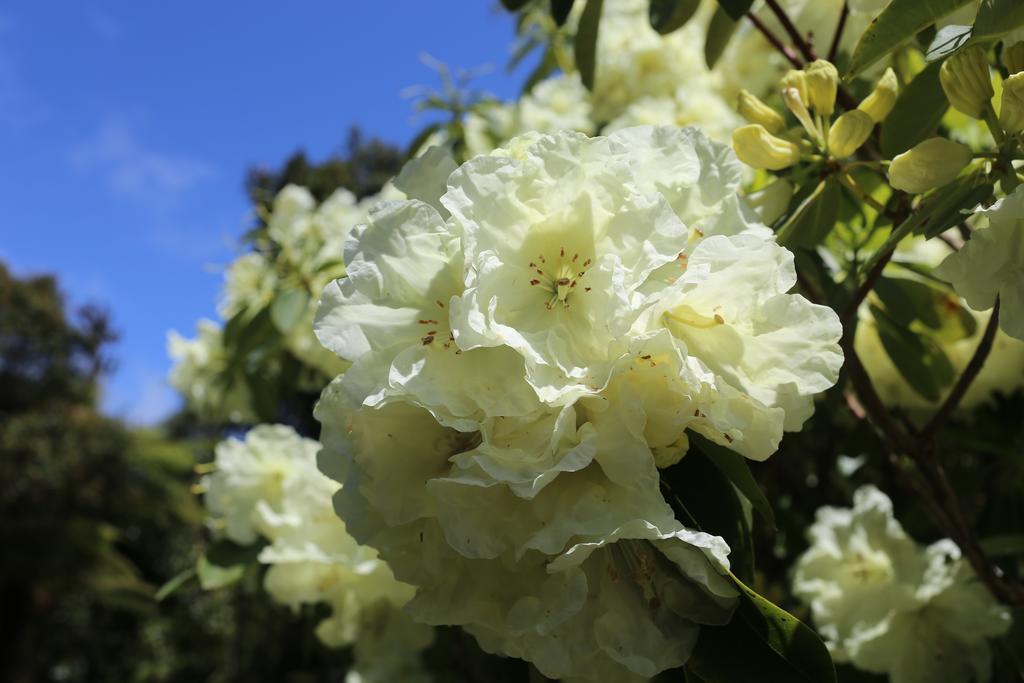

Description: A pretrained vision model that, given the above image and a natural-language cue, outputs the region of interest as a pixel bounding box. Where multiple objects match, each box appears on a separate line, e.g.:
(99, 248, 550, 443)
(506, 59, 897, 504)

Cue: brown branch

(746, 10, 803, 69)
(921, 299, 1001, 439)
(828, 1, 849, 63)
(764, 0, 817, 62)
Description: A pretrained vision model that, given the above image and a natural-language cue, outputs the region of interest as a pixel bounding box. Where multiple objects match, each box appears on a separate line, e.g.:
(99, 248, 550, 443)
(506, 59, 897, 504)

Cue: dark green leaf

(500, 0, 532, 11)
(575, 0, 603, 90)
(880, 60, 949, 158)
(405, 122, 443, 159)
(662, 448, 755, 583)
(689, 574, 836, 683)
(270, 287, 310, 334)
(649, 0, 700, 34)
(870, 303, 956, 401)
(154, 567, 197, 602)
(973, 0, 1024, 41)
(716, 0, 754, 21)
(925, 24, 973, 61)
(704, 5, 740, 68)
(551, 0, 574, 25)
(778, 178, 842, 249)
(691, 432, 776, 530)
(846, 0, 974, 77)
(874, 276, 944, 328)
(980, 534, 1024, 557)
(196, 541, 263, 590)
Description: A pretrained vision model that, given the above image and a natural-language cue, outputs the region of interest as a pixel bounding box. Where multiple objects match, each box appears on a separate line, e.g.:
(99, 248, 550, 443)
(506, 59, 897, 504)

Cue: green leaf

(270, 287, 310, 334)
(716, 0, 754, 22)
(550, 0, 575, 26)
(913, 171, 994, 239)
(575, 0, 603, 90)
(500, 0, 532, 11)
(925, 24, 972, 61)
(846, 0, 974, 77)
(196, 541, 263, 591)
(649, 0, 700, 35)
(874, 276, 943, 328)
(661, 448, 755, 583)
(154, 567, 197, 602)
(689, 574, 836, 682)
(880, 60, 949, 158)
(973, 0, 1024, 41)
(778, 178, 842, 250)
(870, 303, 956, 401)
(704, 5, 740, 68)
(691, 432, 776, 530)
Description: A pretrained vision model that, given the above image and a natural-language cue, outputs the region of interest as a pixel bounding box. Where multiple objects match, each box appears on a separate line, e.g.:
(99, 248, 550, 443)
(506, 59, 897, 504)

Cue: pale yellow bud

(804, 60, 840, 116)
(732, 124, 801, 170)
(888, 137, 973, 194)
(939, 46, 994, 119)
(781, 70, 809, 103)
(737, 90, 785, 133)
(783, 86, 820, 143)
(1004, 41, 1024, 75)
(828, 110, 875, 158)
(1000, 72, 1024, 134)
(858, 68, 899, 123)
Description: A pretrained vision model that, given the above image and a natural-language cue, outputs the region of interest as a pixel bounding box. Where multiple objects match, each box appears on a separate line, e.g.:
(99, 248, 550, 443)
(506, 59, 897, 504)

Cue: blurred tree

(245, 128, 404, 219)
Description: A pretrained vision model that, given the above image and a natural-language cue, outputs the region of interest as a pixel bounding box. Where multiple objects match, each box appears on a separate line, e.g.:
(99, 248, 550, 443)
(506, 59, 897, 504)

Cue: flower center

(842, 549, 894, 587)
(528, 248, 593, 310)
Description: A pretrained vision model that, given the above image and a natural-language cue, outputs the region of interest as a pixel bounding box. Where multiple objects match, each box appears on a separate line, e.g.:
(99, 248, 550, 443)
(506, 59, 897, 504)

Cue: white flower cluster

(793, 486, 1011, 683)
(222, 183, 402, 378)
(202, 424, 432, 679)
(313, 126, 843, 681)
(167, 320, 256, 424)
(463, 0, 742, 157)
(167, 183, 404, 422)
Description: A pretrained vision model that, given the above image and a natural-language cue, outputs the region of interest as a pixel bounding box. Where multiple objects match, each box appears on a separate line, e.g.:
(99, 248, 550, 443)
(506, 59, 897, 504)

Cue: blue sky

(0, 2, 533, 423)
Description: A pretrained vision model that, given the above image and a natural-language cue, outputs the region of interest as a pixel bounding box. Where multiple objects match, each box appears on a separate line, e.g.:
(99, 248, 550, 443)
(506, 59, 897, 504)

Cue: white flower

(793, 486, 1011, 683)
(315, 376, 737, 683)
(203, 424, 321, 544)
(202, 424, 431, 665)
(167, 320, 255, 424)
(313, 126, 845, 680)
(604, 86, 743, 144)
(935, 186, 1024, 340)
(516, 73, 595, 136)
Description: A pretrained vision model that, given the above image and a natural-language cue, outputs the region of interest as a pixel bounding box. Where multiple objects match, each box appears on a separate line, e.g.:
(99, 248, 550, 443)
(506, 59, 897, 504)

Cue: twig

(921, 299, 1001, 439)
(828, 2, 849, 63)
(842, 248, 891, 320)
(745, 11, 803, 69)
(764, 0, 817, 62)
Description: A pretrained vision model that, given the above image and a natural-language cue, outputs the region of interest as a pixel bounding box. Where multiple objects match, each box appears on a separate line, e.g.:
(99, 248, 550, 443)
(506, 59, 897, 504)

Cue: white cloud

(69, 118, 215, 202)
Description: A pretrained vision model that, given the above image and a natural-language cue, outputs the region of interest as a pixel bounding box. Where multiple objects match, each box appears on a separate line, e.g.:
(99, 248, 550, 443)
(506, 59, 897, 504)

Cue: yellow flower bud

(781, 70, 808, 104)
(888, 137, 973, 194)
(1004, 41, 1024, 74)
(828, 110, 874, 158)
(858, 68, 899, 123)
(939, 46, 994, 119)
(1000, 72, 1024, 134)
(782, 86, 820, 143)
(804, 60, 840, 116)
(732, 124, 801, 170)
(737, 90, 786, 133)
